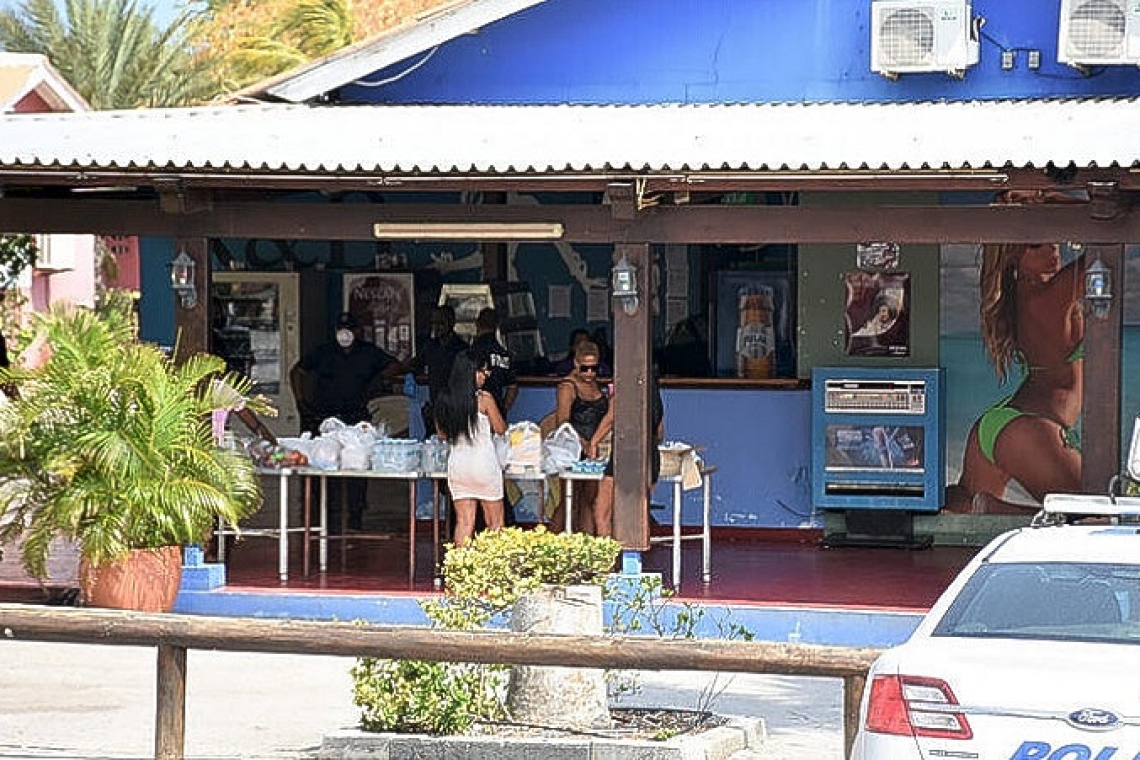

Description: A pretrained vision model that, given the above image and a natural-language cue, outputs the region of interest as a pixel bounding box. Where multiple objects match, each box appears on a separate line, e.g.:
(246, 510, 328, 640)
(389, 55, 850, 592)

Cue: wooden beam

(1, 165, 1134, 194)
(1081, 244, 1124, 494)
(3, 198, 1140, 244)
(611, 243, 652, 551)
(172, 237, 209, 362)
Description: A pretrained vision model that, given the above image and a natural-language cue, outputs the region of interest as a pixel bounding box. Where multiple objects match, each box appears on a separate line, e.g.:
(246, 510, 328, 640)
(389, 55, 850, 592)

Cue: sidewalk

(0, 640, 844, 758)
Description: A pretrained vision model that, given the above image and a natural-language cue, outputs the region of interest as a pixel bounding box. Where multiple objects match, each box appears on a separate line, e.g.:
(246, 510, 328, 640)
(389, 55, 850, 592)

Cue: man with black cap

(290, 311, 403, 530)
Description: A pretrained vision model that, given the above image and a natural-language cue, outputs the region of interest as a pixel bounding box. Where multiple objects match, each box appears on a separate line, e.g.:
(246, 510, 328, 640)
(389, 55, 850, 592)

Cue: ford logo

(1067, 708, 1121, 731)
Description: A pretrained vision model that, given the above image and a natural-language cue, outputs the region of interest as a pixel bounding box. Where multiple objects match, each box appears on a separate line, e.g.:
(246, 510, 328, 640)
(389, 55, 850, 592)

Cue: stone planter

(505, 583, 610, 730)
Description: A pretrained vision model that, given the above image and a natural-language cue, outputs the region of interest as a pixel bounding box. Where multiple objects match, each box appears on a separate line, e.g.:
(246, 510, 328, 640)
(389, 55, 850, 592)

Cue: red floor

(213, 527, 979, 612)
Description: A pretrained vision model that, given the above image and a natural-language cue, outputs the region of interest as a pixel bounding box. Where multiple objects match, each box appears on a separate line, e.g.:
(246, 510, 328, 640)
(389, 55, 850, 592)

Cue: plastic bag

(543, 422, 582, 473)
(494, 433, 510, 469)
(505, 421, 543, 473)
(334, 422, 376, 470)
(308, 436, 342, 471)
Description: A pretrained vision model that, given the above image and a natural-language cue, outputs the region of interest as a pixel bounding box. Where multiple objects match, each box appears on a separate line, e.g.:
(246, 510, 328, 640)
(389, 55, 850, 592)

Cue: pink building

(0, 53, 134, 312)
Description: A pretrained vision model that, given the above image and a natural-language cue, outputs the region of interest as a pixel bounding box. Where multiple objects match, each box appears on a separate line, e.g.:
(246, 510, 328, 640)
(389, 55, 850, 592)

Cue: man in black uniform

(290, 312, 402, 530)
(471, 307, 519, 526)
(412, 305, 468, 436)
(471, 307, 517, 416)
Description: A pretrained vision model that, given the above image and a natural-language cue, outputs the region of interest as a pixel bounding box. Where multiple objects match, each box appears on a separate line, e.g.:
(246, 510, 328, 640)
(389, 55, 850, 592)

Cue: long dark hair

(433, 350, 480, 443)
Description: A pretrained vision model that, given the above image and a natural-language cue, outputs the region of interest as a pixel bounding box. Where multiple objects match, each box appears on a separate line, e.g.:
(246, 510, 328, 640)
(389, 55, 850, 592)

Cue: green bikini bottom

(977, 397, 1080, 465)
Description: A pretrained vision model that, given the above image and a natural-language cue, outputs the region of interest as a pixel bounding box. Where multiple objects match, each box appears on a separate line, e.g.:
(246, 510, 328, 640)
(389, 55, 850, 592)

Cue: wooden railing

(0, 603, 881, 759)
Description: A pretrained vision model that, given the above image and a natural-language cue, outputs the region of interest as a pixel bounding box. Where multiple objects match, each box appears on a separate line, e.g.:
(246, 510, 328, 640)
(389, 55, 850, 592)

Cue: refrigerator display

(211, 271, 326, 437)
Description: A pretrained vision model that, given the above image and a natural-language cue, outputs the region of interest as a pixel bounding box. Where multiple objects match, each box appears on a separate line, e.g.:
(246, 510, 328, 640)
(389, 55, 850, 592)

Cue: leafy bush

(351, 658, 506, 735)
(0, 297, 265, 576)
(351, 526, 620, 734)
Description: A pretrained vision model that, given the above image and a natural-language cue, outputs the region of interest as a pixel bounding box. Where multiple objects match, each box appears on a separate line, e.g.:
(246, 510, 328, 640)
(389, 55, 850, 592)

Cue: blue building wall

(337, 0, 1140, 105)
(509, 386, 815, 529)
(141, 0, 1140, 530)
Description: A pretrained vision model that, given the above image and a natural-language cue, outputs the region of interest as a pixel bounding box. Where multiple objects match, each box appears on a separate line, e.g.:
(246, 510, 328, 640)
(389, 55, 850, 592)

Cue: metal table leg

(701, 472, 711, 583)
(564, 479, 574, 533)
(277, 470, 289, 583)
(408, 478, 417, 585)
(672, 479, 682, 590)
(318, 476, 328, 572)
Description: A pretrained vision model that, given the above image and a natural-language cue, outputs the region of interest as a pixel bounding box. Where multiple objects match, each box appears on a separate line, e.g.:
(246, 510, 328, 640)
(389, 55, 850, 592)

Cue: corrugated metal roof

(0, 99, 1135, 177)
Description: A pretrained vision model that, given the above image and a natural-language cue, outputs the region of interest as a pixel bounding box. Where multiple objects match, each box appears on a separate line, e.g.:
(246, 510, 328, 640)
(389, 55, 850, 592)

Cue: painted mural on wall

(943, 194, 1088, 513)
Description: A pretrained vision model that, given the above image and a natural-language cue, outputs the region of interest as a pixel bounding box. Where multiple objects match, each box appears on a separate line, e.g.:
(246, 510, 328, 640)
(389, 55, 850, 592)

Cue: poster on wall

(844, 271, 910, 357)
(942, 238, 1090, 516)
(343, 273, 416, 363)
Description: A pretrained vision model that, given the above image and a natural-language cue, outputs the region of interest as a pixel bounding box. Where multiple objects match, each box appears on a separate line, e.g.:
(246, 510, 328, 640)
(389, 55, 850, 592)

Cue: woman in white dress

(433, 351, 507, 547)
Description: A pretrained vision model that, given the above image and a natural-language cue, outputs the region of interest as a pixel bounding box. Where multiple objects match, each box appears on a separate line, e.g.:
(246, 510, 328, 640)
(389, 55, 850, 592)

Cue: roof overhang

(0, 100, 1138, 197)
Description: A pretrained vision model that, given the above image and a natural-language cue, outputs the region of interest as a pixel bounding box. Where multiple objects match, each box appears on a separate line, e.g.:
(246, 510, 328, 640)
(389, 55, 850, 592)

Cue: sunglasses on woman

(578, 364, 599, 373)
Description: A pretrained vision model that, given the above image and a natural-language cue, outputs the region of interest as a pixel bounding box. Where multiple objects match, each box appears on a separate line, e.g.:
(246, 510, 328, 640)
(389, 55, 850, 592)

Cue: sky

(0, 0, 188, 31)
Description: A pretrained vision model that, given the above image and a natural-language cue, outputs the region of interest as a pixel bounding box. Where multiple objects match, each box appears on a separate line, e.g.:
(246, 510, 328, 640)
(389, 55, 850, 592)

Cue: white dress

(446, 412, 504, 501)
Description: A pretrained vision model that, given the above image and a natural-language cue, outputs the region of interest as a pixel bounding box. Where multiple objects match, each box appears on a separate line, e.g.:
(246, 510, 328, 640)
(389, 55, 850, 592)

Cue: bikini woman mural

(947, 192, 1087, 514)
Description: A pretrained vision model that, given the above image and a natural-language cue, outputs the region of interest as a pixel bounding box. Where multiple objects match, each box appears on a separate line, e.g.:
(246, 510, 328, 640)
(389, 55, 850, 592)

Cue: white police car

(850, 493, 1140, 760)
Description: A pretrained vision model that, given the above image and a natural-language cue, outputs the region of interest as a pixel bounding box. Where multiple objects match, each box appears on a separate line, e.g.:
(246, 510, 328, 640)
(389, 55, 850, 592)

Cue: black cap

(336, 311, 358, 330)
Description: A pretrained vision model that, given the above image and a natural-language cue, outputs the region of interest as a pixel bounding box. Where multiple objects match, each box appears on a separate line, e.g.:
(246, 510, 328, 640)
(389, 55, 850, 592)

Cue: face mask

(336, 329, 354, 348)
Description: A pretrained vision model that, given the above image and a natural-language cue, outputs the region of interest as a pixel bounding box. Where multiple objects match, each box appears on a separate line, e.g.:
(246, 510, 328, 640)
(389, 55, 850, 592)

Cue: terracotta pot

(79, 546, 183, 612)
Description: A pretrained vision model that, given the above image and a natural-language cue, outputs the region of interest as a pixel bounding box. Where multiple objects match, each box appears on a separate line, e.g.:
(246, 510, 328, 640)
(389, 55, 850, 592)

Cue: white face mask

(335, 329, 355, 348)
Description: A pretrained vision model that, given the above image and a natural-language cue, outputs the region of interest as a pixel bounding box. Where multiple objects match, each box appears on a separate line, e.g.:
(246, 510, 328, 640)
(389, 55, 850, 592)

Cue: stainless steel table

(560, 465, 715, 590)
(218, 467, 422, 584)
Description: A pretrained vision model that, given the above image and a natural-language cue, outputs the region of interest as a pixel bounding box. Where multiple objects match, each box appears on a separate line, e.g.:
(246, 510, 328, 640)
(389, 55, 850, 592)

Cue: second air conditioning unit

(1058, 0, 1140, 68)
(871, 0, 979, 78)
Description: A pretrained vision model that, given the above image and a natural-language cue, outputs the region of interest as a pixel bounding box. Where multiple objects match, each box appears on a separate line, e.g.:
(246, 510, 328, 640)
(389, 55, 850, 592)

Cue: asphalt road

(0, 640, 844, 758)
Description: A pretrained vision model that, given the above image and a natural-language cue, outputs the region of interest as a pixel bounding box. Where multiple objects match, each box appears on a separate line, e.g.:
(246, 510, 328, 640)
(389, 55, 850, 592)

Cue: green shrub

(351, 658, 506, 735)
(351, 526, 621, 734)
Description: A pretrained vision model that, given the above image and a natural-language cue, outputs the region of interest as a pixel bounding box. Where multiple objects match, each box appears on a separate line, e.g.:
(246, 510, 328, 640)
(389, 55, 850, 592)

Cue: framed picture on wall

(844, 271, 910, 357)
(343, 272, 416, 363)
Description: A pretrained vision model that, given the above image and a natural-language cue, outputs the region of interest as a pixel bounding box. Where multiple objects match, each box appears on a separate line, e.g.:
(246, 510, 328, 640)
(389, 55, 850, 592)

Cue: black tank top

(565, 382, 609, 441)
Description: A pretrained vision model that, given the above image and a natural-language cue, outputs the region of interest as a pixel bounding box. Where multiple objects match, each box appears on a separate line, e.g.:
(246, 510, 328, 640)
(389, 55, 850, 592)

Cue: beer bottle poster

(844, 271, 910, 357)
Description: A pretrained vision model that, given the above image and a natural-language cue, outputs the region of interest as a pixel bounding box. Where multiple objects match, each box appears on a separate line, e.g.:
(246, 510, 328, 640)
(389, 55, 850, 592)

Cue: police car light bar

(1042, 493, 1140, 518)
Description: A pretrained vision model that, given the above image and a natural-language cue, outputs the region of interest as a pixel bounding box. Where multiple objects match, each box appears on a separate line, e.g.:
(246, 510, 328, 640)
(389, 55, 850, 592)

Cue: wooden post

(155, 643, 187, 760)
(1081, 243, 1123, 494)
(612, 242, 652, 551)
(173, 236, 209, 364)
(844, 673, 866, 759)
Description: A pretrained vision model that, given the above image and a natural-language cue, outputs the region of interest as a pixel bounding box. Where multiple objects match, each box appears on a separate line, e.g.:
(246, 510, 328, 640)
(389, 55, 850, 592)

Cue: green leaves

(0, 0, 213, 108)
(0, 298, 263, 574)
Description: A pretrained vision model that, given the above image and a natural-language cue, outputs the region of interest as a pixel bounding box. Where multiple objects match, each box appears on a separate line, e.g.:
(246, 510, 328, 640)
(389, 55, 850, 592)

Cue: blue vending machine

(811, 367, 944, 548)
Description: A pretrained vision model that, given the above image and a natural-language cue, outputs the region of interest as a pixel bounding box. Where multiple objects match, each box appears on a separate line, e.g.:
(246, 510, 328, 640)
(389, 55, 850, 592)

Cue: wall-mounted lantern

(1085, 256, 1112, 321)
(611, 253, 639, 315)
(169, 250, 197, 309)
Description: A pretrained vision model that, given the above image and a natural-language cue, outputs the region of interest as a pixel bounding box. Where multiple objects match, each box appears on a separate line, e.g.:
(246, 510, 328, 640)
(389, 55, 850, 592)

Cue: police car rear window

(933, 562, 1140, 644)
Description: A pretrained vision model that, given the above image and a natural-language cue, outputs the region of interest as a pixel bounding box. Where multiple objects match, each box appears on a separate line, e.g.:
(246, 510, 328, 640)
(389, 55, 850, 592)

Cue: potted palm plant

(0, 294, 266, 612)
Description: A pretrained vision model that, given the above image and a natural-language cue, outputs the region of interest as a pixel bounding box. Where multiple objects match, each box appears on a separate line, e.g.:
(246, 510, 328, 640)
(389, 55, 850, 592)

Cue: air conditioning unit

(1058, 0, 1140, 68)
(871, 0, 979, 78)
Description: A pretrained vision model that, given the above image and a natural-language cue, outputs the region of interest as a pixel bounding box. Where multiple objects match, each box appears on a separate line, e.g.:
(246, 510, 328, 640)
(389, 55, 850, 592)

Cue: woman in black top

(551, 340, 609, 533)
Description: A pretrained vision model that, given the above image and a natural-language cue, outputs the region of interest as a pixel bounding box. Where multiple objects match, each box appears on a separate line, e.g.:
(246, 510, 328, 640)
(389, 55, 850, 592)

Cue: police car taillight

(865, 675, 973, 740)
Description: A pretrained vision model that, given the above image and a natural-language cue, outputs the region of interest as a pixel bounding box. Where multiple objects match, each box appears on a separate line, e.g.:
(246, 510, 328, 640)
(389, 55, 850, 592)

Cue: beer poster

(844, 271, 909, 357)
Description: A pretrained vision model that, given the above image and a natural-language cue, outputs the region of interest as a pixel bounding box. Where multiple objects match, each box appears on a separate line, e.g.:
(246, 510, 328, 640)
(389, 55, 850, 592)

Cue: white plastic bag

(505, 421, 543, 473)
(308, 436, 342, 471)
(494, 433, 510, 469)
(543, 422, 582, 473)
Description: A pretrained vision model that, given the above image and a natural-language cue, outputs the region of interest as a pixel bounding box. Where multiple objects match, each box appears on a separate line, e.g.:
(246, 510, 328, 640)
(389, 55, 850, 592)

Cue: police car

(850, 493, 1140, 760)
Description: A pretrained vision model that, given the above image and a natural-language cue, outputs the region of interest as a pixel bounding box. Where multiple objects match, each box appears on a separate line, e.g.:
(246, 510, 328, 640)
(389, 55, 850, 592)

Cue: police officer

(290, 312, 402, 530)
